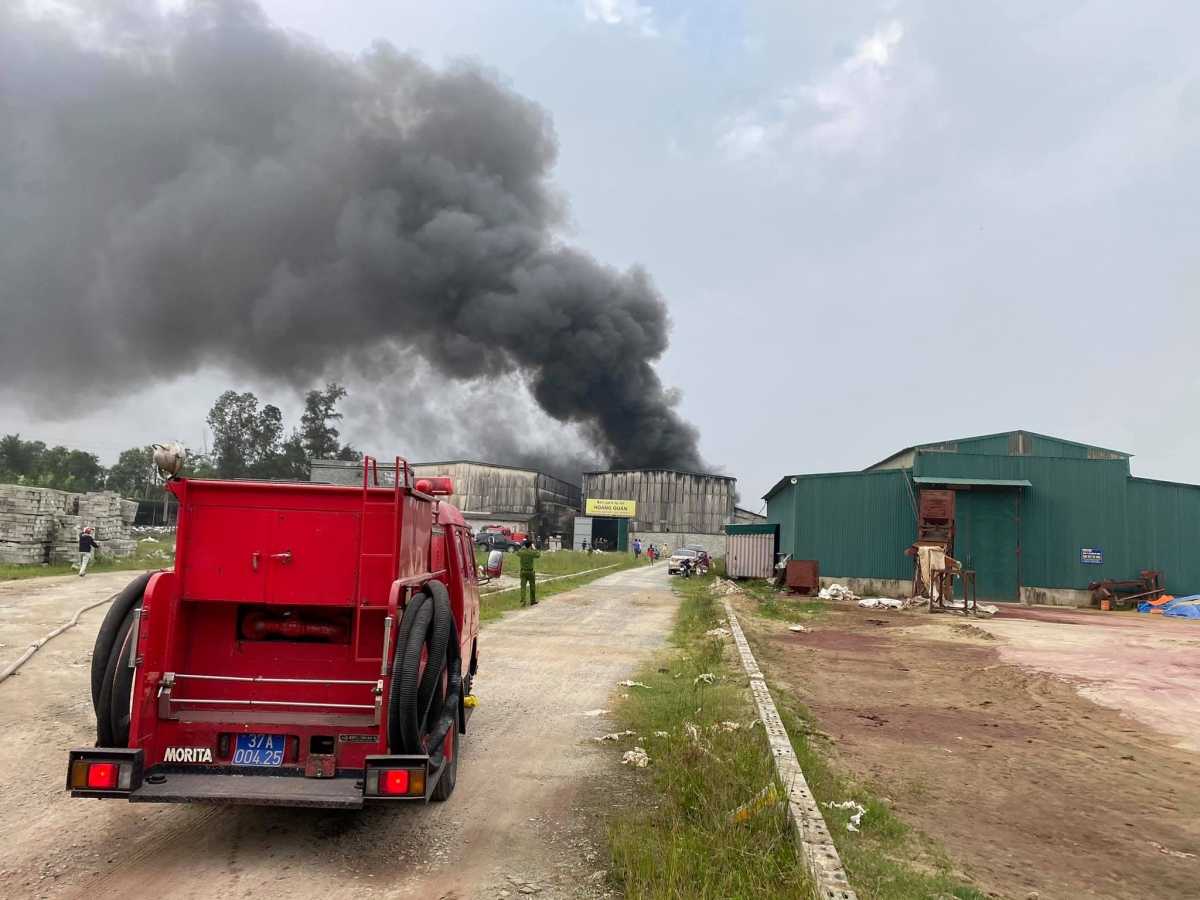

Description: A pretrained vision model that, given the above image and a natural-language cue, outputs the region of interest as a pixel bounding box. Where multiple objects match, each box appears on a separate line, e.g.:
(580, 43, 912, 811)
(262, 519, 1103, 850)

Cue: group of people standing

(632, 538, 668, 563)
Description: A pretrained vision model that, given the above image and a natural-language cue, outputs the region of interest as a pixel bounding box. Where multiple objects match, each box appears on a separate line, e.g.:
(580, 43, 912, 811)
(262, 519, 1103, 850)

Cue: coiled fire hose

(387, 579, 463, 756)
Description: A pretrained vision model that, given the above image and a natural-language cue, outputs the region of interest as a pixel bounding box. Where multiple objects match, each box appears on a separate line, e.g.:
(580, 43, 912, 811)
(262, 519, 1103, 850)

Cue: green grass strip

(606, 572, 816, 900)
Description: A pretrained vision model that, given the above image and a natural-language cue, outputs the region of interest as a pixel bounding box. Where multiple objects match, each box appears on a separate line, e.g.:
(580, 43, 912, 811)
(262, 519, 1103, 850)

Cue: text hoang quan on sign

(584, 499, 636, 518)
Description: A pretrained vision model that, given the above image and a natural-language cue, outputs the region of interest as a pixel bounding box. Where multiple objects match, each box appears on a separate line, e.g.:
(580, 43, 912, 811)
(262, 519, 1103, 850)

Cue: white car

(667, 548, 698, 574)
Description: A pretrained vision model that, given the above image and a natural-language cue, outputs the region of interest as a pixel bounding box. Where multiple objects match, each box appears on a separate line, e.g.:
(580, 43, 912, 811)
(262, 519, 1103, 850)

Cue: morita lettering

(163, 746, 213, 764)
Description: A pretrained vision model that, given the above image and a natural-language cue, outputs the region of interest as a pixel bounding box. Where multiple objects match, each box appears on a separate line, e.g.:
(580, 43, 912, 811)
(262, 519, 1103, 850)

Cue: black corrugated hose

(388, 580, 462, 755)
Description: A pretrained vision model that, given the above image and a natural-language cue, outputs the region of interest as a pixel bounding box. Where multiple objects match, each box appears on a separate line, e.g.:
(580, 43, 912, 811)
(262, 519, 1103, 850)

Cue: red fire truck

(67, 458, 486, 808)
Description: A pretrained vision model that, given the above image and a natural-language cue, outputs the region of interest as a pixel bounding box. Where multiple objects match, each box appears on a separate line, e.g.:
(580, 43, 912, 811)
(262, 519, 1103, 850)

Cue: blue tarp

(1138, 594, 1200, 618)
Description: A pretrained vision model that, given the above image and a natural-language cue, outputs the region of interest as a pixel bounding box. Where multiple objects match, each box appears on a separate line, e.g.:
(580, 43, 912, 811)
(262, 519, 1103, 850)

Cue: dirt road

(738, 599, 1200, 900)
(0, 565, 676, 900)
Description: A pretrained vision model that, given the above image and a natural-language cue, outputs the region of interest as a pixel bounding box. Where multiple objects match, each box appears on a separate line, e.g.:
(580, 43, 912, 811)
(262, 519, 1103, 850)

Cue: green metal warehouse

(764, 431, 1200, 605)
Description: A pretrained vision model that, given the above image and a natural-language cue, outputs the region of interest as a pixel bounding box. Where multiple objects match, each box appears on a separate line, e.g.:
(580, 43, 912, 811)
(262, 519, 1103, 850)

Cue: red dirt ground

(736, 599, 1200, 900)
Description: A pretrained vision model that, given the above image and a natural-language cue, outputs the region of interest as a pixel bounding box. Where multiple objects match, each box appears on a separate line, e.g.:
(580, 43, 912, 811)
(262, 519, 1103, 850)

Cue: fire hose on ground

(0, 591, 119, 685)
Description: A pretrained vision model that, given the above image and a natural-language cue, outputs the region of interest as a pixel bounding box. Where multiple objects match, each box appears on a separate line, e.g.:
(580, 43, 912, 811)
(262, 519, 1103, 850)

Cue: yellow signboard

(585, 498, 636, 517)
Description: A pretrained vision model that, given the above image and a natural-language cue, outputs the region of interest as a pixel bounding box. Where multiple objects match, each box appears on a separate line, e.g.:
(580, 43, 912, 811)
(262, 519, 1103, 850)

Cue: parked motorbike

(679, 557, 694, 579)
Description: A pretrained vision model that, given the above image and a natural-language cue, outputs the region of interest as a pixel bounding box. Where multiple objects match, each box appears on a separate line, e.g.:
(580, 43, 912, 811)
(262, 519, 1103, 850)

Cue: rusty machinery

(907, 489, 978, 614)
(1089, 570, 1166, 610)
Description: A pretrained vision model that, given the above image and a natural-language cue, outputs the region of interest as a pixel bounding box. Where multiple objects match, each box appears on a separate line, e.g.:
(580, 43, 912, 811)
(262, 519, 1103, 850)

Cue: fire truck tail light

(68, 752, 139, 793)
(86, 763, 119, 789)
(381, 770, 409, 794)
(71, 761, 133, 791)
(365, 767, 426, 796)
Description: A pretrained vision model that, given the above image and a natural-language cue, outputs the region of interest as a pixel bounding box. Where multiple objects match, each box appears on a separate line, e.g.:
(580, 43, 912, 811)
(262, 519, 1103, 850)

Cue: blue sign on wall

(1081, 548, 1103, 564)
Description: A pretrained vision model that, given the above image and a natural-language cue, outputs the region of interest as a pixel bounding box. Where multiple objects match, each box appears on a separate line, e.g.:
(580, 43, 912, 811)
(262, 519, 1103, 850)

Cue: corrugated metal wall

(726, 532, 776, 579)
(311, 459, 582, 537)
(412, 462, 540, 515)
(1122, 478, 1200, 595)
(766, 471, 917, 580)
(583, 470, 736, 534)
(914, 453, 1132, 588)
(768, 449, 1200, 596)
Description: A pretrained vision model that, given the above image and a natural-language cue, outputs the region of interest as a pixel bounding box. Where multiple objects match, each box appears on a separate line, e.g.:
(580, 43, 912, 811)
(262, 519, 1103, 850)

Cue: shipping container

(724, 524, 778, 579)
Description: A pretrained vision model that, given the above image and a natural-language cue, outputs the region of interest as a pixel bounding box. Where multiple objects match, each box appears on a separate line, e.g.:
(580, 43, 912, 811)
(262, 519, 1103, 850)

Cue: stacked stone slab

(0, 484, 139, 566)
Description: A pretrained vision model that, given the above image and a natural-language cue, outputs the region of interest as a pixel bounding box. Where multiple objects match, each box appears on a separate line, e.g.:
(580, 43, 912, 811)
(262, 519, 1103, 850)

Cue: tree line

(0, 383, 360, 499)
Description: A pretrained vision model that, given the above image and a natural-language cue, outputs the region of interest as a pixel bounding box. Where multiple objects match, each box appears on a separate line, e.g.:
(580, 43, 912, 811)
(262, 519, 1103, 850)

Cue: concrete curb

(722, 601, 858, 900)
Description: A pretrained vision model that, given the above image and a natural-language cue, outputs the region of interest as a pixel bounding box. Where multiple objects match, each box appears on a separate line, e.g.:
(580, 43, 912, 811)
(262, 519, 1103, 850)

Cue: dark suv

(475, 532, 521, 553)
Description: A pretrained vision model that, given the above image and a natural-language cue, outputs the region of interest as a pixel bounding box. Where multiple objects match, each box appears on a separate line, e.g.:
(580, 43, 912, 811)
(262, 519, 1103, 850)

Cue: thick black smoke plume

(0, 0, 704, 472)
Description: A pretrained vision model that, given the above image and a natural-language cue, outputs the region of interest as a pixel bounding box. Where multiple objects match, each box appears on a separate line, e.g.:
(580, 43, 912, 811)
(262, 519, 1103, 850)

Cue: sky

(2, 0, 1198, 505)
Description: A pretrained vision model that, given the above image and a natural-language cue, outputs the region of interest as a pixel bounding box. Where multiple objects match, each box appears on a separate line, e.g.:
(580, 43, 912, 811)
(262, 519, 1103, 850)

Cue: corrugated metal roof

(864, 430, 1131, 470)
(725, 523, 779, 535)
(583, 467, 734, 480)
(763, 475, 796, 500)
(912, 477, 1032, 487)
(916, 431, 1130, 458)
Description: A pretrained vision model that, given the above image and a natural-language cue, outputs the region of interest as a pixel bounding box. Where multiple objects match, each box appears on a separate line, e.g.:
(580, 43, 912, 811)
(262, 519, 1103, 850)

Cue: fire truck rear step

(130, 773, 365, 809)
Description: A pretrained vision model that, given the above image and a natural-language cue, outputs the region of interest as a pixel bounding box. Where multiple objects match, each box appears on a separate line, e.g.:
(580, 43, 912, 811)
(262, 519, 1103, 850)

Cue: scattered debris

(694, 673, 716, 685)
(729, 784, 783, 823)
(858, 598, 905, 610)
(621, 747, 650, 768)
(684, 722, 702, 743)
(653, 731, 669, 738)
(710, 580, 742, 596)
(616, 680, 649, 689)
(857, 714, 887, 727)
(580, 709, 609, 717)
(713, 721, 741, 733)
(1150, 841, 1197, 859)
(866, 619, 890, 626)
(593, 731, 636, 743)
(788, 624, 810, 633)
(953, 623, 999, 641)
(705, 626, 732, 638)
(825, 799, 867, 831)
(819, 583, 858, 602)
(936, 599, 1000, 618)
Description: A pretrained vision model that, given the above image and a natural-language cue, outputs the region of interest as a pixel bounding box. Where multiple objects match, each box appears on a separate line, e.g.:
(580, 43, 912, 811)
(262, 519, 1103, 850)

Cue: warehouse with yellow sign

(584, 498, 637, 517)
(577, 468, 746, 556)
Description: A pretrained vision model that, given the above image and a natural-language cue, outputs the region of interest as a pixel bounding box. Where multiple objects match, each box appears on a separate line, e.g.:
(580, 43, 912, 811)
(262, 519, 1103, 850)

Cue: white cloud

(718, 21, 932, 167)
(797, 21, 905, 155)
(583, 0, 657, 38)
(716, 118, 772, 163)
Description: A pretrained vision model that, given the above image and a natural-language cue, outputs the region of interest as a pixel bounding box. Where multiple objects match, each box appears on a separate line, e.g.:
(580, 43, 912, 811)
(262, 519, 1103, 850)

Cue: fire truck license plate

(233, 733, 286, 766)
